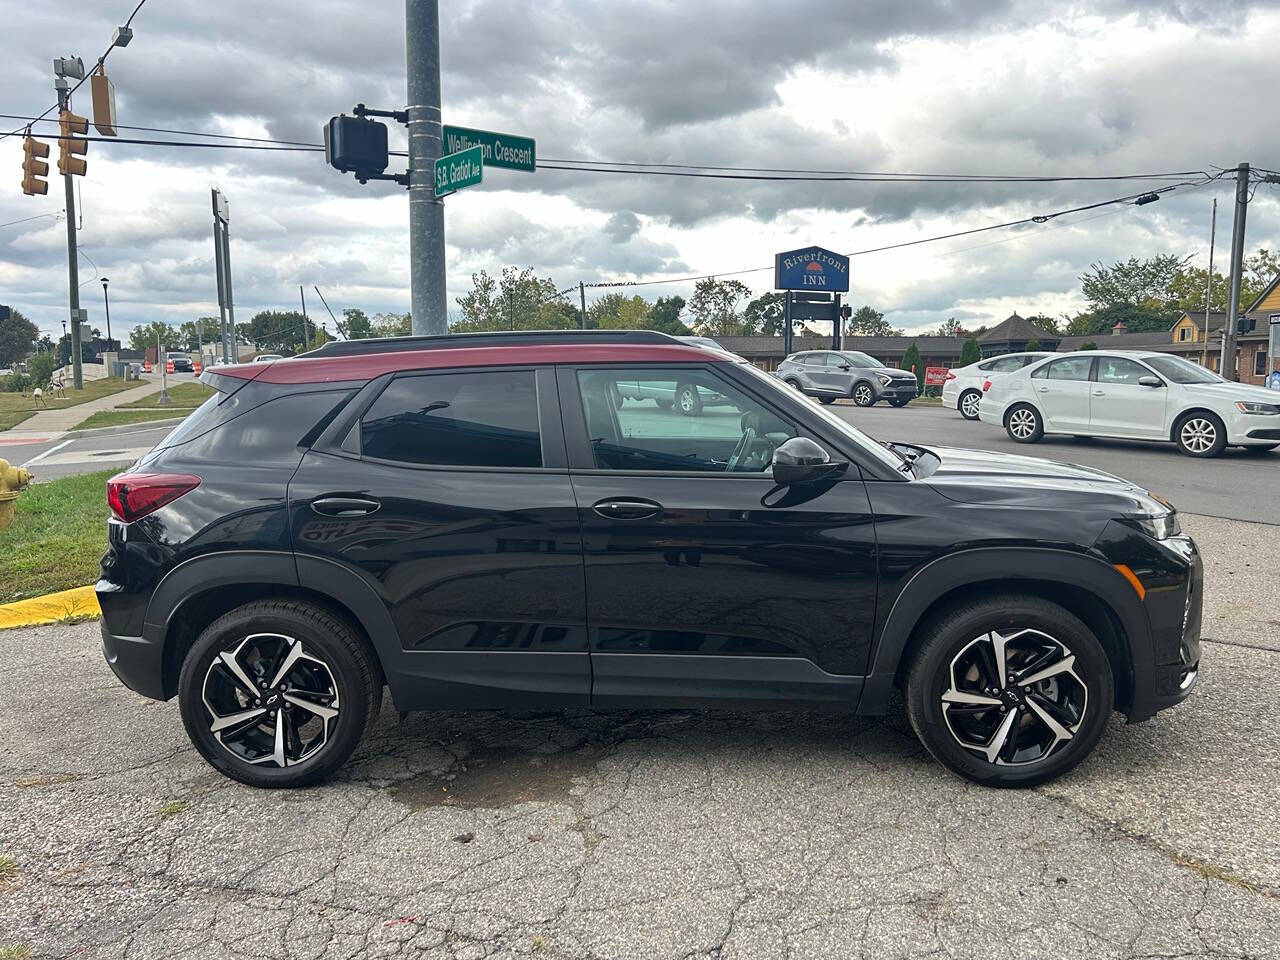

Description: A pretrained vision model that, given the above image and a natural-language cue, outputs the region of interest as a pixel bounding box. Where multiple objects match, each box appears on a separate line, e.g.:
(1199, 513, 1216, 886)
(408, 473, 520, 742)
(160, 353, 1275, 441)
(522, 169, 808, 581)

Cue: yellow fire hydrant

(0, 457, 32, 531)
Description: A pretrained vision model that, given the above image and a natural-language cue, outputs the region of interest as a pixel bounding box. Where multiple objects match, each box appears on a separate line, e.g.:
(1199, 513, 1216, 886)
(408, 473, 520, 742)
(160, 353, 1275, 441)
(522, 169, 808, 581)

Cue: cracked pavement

(1, 513, 1278, 959)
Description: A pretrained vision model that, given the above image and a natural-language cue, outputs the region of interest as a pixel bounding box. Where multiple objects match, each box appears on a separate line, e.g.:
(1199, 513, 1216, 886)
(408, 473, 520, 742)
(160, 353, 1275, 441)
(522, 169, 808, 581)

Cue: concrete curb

(0, 585, 100, 630)
(61, 416, 189, 439)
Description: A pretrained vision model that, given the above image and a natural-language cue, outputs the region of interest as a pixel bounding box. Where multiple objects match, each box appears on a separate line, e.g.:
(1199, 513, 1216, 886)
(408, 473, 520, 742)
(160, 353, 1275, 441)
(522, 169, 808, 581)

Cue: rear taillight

(107, 472, 201, 523)
(982, 380, 993, 392)
(945, 372, 956, 381)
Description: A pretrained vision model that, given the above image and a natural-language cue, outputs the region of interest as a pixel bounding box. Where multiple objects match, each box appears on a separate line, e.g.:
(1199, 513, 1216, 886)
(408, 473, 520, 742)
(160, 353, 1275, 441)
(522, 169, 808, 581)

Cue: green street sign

(442, 125, 536, 172)
(434, 145, 483, 197)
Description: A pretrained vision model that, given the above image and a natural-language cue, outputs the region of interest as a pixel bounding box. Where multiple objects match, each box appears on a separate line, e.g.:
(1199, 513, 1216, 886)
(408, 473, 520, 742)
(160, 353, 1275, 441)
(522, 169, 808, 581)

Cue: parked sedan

(980, 350, 1280, 457)
(943, 352, 1052, 420)
(777, 350, 918, 407)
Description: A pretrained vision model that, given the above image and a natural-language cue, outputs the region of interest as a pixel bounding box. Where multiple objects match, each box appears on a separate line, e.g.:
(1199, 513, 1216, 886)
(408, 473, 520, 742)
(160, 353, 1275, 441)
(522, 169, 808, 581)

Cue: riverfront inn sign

(774, 245, 850, 293)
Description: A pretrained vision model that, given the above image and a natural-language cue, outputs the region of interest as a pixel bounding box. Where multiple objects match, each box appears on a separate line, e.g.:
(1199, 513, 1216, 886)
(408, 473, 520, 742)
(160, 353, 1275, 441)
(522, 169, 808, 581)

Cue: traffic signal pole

(56, 78, 83, 390)
(405, 0, 448, 335)
(1220, 162, 1250, 381)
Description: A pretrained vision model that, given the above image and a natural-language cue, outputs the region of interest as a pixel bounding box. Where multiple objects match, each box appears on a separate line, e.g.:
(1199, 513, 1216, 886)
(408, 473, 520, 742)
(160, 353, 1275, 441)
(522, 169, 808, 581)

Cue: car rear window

(360, 370, 541, 468)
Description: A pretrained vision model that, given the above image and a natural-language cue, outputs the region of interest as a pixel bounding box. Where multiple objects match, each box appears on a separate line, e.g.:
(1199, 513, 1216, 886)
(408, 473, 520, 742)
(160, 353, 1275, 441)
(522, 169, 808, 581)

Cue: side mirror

(772, 437, 849, 486)
(1138, 376, 1163, 388)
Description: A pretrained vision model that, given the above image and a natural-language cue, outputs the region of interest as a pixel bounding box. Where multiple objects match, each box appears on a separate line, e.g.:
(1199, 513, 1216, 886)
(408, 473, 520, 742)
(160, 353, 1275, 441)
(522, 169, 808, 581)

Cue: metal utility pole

(211, 189, 237, 363)
(1220, 163, 1250, 381)
(406, 0, 447, 335)
(56, 78, 83, 390)
(155, 328, 170, 404)
(579, 282, 587, 329)
(1202, 199, 1216, 369)
(101, 277, 112, 349)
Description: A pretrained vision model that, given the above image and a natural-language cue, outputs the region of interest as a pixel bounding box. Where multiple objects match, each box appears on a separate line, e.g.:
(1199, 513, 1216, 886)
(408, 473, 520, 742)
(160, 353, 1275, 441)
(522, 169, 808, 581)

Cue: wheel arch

(1169, 406, 1224, 443)
(1003, 399, 1041, 424)
(860, 548, 1150, 718)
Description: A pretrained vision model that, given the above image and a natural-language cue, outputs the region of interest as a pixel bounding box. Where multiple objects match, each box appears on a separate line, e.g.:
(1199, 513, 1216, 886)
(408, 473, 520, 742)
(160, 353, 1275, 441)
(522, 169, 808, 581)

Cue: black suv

(99, 331, 1201, 789)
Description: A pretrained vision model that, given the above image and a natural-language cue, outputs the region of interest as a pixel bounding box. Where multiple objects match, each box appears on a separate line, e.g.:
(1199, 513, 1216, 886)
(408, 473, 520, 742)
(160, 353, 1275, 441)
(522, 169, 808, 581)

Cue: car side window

(809, 354, 831, 367)
(575, 368, 796, 473)
(989, 356, 1024, 372)
(1042, 357, 1093, 381)
(361, 370, 542, 468)
(977, 359, 998, 371)
(1095, 357, 1151, 385)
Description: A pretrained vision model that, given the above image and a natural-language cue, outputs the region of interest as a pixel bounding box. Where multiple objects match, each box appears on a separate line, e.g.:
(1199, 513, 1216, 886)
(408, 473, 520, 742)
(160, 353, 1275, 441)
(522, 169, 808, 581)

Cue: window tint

(361, 370, 541, 468)
(577, 368, 796, 473)
(1042, 357, 1093, 381)
(977, 359, 998, 371)
(1148, 355, 1221, 384)
(1096, 357, 1151, 385)
(988, 356, 1025, 372)
(1256, 350, 1268, 376)
(811, 353, 833, 367)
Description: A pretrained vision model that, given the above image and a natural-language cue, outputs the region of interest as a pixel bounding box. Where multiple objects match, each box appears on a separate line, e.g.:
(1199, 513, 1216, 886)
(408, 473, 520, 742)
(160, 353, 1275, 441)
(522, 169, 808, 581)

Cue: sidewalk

(2, 375, 166, 440)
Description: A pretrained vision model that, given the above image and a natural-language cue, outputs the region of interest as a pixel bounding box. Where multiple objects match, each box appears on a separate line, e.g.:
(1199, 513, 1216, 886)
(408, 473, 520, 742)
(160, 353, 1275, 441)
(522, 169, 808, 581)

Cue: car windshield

(838, 352, 884, 369)
(1145, 355, 1222, 384)
(736, 362, 907, 471)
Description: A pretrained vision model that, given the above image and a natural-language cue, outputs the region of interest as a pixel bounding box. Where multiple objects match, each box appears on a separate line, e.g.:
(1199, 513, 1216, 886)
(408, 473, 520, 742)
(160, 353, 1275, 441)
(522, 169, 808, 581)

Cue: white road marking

(21, 438, 74, 466)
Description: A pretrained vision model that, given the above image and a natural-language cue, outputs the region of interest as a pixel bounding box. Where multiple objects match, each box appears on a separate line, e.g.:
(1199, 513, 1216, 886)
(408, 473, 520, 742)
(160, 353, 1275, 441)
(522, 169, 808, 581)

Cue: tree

(847, 305, 901, 337)
(245, 310, 313, 352)
(935, 317, 964, 337)
(587, 293, 628, 329)
(341, 308, 373, 340)
(129, 321, 183, 353)
(744, 292, 786, 336)
(1080, 341, 1098, 350)
(0, 308, 38, 367)
(687, 277, 751, 336)
(902, 341, 923, 390)
(1066, 302, 1171, 336)
(959, 337, 980, 366)
(371, 313, 412, 338)
(27, 351, 56, 386)
(1025, 338, 1041, 352)
(453, 267, 561, 332)
(649, 296, 687, 335)
(1080, 254, 1188, 317)
(178, 320, 220, 353)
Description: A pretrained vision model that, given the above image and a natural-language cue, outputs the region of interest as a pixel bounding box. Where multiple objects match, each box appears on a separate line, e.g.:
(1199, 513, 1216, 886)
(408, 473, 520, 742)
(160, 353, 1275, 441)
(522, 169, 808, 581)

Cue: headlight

(1235, 401, 1280, 415)
(877, 374, 892, 386)
(1123, 513, 1181, 540)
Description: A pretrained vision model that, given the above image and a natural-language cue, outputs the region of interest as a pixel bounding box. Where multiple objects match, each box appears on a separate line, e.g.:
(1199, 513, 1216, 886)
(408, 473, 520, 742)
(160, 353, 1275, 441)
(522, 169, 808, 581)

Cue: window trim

(1090, 354, 1162, 387)
(1034, 355, 1096, 382)
(314, 364, 568, 474)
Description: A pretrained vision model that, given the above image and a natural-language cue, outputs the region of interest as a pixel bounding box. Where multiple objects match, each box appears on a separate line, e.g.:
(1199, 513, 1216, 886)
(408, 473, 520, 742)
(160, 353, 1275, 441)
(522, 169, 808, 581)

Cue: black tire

(1240, 443, 1278, 454)
(818, 395, 835, 405)
(958, 390, 982, 420)
(1004, 403, 1043, 443)
(178, 599, 382, 789)
(852, 382, 876, 407)
(1173, 410, 1226, 458)
(783, 378, 803, 391)
(656, 399, 673, 411)
(676, 382, 703, 417)
(905, 594, 1113, 787)
(889, 399, 910, 408)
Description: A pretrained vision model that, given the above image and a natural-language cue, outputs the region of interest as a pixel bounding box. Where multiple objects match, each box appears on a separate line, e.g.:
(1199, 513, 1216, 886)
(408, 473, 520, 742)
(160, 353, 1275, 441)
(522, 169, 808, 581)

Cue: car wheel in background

(676, 382, 703, 417)
(1174, 411, 1226, 458)
(959, 390, 982, 420)
(1004, 404, 1043, 443)
(889, 399, 910, 408)
(178, 600, 382, 788)
(656, 399, 673, 411)
(784, 378, 803, 391)
(905, 594, 1113, 787)
(819, 396, 835, 405)
(852, 383, 875, 407)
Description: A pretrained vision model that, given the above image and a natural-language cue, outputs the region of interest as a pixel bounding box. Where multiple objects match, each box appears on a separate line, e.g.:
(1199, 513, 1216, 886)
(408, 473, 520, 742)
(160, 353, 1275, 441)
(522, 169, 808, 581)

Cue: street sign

(434, 145, 484, 197)
(442, 125, 536, 172)
(774, 246, 850, 292)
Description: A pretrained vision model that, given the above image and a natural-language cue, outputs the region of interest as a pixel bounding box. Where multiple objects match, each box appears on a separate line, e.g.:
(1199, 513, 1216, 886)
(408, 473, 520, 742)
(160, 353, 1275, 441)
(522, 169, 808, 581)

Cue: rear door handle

(1093, 390, 1106, 396)
(311, 496, 381, 517)
(1037, 386, 1050, 393)
(592, 498, 662, 520)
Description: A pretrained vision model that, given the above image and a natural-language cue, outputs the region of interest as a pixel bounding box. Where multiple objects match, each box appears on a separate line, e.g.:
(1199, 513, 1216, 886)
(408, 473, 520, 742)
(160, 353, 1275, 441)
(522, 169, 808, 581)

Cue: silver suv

(777, 350, 919, 407)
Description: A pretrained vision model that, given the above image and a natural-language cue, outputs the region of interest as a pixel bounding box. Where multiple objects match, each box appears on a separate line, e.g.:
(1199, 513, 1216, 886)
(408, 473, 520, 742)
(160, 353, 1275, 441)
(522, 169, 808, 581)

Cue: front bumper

(875, 379, 919, 402)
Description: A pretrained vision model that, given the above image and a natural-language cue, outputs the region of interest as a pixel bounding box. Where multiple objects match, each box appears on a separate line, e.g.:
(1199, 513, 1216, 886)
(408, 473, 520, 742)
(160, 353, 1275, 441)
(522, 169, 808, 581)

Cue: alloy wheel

(202, 633, 341, 767)
(1008, 408, 1037, 439)
(854, 385, 873, 406)
(1179, 417, 1216, 454)
(940, 628, 1087, 766)
(961, 392, 981, 418)
(679, 387, 697, 412)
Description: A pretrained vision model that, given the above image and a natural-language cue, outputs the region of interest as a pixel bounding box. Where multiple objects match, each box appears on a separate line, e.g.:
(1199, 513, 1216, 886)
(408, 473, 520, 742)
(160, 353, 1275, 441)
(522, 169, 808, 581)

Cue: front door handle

(1093, 390, 1106, 396)
(311, 496, 381, 517)
(592, 498, 662, 520)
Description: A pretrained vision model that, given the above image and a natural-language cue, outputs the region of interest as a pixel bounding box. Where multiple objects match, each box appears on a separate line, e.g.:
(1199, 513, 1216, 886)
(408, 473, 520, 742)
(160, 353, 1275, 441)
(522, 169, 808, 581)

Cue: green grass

(0, 856, 17, 887)
(0, 377, 138, 431)
(0, 469, 115, 602)
(157, 799, 188, 819)
(72, 407, 194, 430)
(0, 945, 32, 960)
(121, 382, 214, 408)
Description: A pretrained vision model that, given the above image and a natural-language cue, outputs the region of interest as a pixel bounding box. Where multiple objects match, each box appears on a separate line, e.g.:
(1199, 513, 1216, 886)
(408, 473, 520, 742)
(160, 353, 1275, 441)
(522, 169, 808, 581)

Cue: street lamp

(101, 277, 112, 348)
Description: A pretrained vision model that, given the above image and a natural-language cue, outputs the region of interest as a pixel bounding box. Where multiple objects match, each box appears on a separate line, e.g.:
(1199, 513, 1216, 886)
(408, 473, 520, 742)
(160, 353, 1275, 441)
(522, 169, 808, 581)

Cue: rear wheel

(818, 395, 835, 405)
(1004, 404, 1043, 443)
(656, 398, 673, 411)
(178, 600, 381, 788)
(889, 399, 910, 408)
(958, 390, 982, 420)
(676, 383, 703, 417)
(852, 383, 875, 407)
(905, 595, 1113, 787)
(784, 378, 803, 391)
(1174, 411, 1226, 458)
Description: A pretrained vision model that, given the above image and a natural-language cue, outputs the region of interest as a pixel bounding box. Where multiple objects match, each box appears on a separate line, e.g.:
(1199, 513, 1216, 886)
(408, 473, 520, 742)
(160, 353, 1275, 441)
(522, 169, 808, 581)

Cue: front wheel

(818, 395, 835, 405)
(1174, 411, 1226, 457)
(1005, 404, 1043, 443)
(178, 600, 382, 788)
(655, 398, 673, 411)
(905, 595, 1113, 787)
(889, 399, 910, 408)
(852, 383, 876, 407)
(958, 390, 982, 420)
(676, 383, 703, 417)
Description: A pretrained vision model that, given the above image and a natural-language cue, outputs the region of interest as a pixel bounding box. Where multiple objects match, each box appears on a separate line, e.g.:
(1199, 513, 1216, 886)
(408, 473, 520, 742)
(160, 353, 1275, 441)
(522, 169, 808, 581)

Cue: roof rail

(300, 329, 679, 358)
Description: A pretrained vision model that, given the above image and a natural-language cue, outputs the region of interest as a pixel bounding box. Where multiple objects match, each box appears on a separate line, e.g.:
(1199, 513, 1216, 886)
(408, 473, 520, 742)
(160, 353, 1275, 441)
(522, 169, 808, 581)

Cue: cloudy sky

(2, 0, 1279, 343)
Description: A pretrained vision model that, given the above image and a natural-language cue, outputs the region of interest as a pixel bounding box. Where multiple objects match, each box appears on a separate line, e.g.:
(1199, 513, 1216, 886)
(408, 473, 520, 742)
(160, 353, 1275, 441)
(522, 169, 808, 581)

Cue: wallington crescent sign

(774, 245, 850, 293)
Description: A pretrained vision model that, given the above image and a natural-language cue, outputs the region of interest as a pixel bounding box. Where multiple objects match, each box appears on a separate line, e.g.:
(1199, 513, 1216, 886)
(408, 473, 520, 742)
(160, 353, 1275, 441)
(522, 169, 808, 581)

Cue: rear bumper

(100, 618, 169, 701)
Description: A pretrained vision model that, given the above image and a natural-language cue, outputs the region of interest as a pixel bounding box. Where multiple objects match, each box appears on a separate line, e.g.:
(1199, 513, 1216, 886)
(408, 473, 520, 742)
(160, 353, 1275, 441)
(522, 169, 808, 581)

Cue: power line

(0, 113, 320, 147)
(0, 211, 63, 230)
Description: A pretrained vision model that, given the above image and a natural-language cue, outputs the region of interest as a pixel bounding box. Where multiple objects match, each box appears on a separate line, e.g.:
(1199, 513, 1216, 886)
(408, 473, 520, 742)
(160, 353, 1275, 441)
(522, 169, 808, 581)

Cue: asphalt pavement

(0, 422, 178, 481)
(833, 401, 1280, 525)
(0, 511, 1276, 959)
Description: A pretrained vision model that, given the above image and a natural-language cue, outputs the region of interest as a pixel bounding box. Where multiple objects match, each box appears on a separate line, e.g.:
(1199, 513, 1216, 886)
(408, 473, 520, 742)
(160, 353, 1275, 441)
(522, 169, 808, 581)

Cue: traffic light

(21, 136, 49, 195)
(58, 109, 88, 177)
(839, 304, 852, 320)
(1238, 315, 1256, 336)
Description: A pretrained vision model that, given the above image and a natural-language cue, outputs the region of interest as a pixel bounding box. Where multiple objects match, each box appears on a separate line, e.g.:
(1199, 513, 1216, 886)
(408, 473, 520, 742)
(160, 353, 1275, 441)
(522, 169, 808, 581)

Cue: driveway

(1, 512, 1277, 959)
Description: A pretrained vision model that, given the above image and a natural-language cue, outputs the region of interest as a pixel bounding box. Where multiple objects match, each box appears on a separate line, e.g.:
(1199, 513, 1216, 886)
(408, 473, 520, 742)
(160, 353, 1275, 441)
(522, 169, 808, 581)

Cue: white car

(979, 350, 1280, 457)
(942, 352, 1052, 420)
